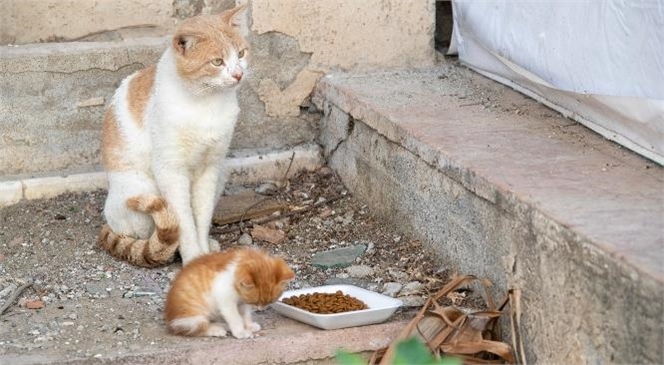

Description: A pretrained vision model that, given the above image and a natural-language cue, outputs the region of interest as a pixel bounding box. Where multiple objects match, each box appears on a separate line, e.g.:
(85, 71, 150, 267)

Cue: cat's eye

(211, 58, 224, 67)
(238, 49, 246, 58)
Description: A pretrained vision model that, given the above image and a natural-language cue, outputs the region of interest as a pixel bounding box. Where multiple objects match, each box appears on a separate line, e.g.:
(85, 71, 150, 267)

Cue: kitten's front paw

(230, 328, 254, 339)
(208, 238, 221, 252)
(205, 324, 227, 337)
(246, 322, 261, 333)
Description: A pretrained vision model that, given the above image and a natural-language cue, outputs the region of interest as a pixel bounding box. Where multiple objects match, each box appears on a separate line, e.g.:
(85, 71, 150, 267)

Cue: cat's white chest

(152, 90, 239, 166)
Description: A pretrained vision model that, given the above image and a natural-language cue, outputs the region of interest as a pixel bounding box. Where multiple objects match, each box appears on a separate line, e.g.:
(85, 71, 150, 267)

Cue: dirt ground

(0, 168, 485, 361)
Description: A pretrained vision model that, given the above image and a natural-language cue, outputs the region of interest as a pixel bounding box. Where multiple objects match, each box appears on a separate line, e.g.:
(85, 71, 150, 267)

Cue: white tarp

(450, 0, 664, 165)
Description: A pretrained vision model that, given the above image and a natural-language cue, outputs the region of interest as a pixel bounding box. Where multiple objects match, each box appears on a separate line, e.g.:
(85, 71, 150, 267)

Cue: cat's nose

(232, 71, 243, 81)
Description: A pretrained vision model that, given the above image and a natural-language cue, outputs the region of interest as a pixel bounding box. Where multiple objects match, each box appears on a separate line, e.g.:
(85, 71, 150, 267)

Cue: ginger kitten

(98, 5, 250, 267)
(165, 248, 295, 339)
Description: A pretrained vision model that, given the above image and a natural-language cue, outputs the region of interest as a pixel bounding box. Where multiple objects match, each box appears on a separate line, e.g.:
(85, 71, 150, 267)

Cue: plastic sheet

(451, 0, 664, 165)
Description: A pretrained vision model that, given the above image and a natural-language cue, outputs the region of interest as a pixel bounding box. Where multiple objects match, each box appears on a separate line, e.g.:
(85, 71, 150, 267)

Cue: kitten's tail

(98, 195, 180, 267)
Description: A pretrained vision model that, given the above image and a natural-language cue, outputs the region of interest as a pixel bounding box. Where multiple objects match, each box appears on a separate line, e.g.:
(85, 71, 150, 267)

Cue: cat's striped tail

(98, 195, 180, 267)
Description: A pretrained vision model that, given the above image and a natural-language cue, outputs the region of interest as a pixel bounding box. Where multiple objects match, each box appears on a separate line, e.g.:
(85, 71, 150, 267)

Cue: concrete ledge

(1, 309, 406, 365)
(314, 65, 663, 364)
(0, 145, 322, 207)
(0, 180, 22, 206)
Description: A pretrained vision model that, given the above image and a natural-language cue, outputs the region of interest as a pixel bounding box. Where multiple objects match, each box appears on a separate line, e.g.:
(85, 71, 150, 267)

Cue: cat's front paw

(246, 322, 261, 333)
(230, 327, 254, 339)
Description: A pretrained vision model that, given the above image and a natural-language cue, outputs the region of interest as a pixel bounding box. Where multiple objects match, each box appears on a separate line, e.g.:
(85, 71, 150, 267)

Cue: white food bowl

(271, 284, 403, 330)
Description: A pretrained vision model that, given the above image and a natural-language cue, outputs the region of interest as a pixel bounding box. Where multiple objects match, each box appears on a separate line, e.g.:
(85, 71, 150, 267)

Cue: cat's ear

(220, 4, 247, 28)
(239, 274, 255, 289)
(172, 33, 200, 55)
(275, 258, 295, 284)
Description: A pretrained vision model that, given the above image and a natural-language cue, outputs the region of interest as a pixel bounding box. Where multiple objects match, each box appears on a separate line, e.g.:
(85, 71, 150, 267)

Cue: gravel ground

(0, 168, 485, 361)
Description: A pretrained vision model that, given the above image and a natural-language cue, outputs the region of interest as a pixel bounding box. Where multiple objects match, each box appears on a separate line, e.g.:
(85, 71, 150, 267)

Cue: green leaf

(334, 349, 367, 365)
(392, 337, 437, 365)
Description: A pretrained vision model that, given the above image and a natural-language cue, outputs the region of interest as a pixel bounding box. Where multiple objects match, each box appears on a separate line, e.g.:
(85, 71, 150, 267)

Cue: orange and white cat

(98, 5, 249, 266)
(164, 248, 294, 338)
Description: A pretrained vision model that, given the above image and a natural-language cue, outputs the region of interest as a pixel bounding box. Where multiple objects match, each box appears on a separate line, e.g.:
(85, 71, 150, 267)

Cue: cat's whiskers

(193, 83, 222, 95)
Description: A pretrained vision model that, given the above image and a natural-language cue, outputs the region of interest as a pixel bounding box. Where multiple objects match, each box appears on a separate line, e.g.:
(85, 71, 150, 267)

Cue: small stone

(123, 291, 134, 298)
(85, 282, 107, 296)
(237, 232, 253, 245)
(318, 166, 334, 177)
(400, 295, 426, 307)
(251, 225, 286, 244)
(132, 288, 157, 297)
(382, 282, 403, 297)
(388, 268, 409, 282)
(28, 330, 40, 336)
(400, 281, 424, 296)
(345, 265, 374, 278)
(255, 182, 278, 196)
(310, 244, 366, 269)
(26, 299, 45, 309)
(324, 277, 367, 287)
(62, 321, 75, 327)
(318, 207, 333, 219)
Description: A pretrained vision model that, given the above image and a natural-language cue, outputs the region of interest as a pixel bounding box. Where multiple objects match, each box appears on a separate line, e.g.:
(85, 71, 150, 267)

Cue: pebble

(388, 268, 409, 282)
(382, 282, 403, 297)
(237, 233, 253, 245)
(399, 295, 426, 307)
(400, 281, 424, 296)
(255, 182, 278, 195)
(85, 282, 108, 296)
(132, 288, 158, 297)
(345, 265, 374, 278)
(310, 244, 367, 269)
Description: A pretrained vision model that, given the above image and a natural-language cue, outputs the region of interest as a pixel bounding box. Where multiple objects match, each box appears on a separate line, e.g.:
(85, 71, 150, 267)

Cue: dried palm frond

(370, 275, 526, 365)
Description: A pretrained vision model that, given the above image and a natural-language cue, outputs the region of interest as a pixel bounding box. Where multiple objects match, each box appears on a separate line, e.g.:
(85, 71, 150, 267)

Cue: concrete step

(313, 63, 663, 364)
(1, 304, 407, 365)
(0, 144, 323, 207)
(0, 36, 319, 177)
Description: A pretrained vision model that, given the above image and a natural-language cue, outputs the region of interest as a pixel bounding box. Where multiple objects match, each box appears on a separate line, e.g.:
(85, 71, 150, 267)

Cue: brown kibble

(282, 291, 368, 314)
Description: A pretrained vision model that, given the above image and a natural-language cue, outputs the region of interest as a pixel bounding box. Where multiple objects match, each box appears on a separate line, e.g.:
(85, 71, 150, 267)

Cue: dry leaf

(25, 299, 44, 309)
(318, 207, 333, 219)
(251, 225, 286, 244)
(371, 275, 521, 365)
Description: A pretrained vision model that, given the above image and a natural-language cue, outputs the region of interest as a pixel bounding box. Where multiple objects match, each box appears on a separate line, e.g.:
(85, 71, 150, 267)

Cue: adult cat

(98, 5, 249, 266)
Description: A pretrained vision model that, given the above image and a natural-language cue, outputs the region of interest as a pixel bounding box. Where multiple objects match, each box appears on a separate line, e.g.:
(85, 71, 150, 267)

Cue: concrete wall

(0, 0, 175, 44)
(0, 0, 435, 176)
(318, 101, 663, 365)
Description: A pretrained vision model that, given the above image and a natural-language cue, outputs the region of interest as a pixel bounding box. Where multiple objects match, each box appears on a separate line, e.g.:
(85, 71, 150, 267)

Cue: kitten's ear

(275, 258, 295, 284)
(220, 4, 247, 28)
(239, 274, 255, 289)
(172, 33, 199, 55)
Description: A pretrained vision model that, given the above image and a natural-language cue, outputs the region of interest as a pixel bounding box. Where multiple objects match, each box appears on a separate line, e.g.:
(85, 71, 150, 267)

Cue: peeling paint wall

(248, 0, 435, 120)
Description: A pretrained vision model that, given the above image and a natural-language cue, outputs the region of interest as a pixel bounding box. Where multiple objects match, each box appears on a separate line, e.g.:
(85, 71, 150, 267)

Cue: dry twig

(0, 281, 33, 316)
(212, 194, 345, 236)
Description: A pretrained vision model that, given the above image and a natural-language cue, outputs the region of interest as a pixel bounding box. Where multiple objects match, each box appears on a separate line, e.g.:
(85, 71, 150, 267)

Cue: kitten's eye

(211, 58, 224, 67)
(238, 49, 246, 58)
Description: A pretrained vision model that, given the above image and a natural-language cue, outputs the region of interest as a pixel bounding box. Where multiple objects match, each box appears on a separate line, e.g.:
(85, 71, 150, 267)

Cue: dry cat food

(282, 290, 368, 314)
